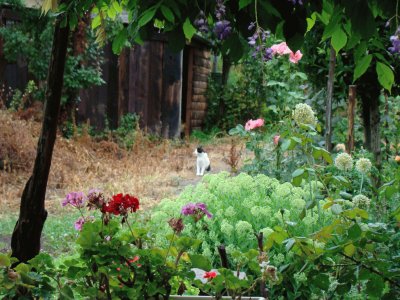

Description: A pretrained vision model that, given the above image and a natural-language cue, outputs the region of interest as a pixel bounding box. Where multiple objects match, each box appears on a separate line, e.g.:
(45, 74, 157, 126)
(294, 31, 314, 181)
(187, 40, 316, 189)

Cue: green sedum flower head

(355, 158, 372, 174)
(335, 152, 353, 171)
(292, 103, 317, 127)
(352, 194, 371, 209)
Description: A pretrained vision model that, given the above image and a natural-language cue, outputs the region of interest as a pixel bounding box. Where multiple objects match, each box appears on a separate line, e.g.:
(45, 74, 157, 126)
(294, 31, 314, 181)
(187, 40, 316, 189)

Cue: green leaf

(183, 18, 196, 41)
(292, 168, 305, 178)
(239, 0, 252, 10)
(138, 7, 157, 28)
(91, 14, 101, 29)
(344, 243, 356, 256)
(112, 27, 128, 54)
(285, 238, 296, 252)
(331, 27, 347, 53)
(160, 5, 174, 22)
(189, 254, 212, 271)
(0, 253, 10, 267)
(376, 62, 394, 93)
(348, 224, 362, 239)
(366, 274, 384, 298)
(112, 1, 122, 13)
(313, 273, 330, 290)
(353, 54, 372, 82)
(306, 12, 317, 32)
(60, 285, 75, 300)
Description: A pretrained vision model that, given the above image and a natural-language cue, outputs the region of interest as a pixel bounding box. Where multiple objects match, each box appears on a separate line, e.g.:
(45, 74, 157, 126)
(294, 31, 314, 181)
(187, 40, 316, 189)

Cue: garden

(0, 0, 399, 299)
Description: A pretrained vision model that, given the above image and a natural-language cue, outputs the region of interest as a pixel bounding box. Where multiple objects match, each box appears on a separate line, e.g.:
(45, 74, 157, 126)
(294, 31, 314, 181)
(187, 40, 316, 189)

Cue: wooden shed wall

(190, 47, 211, 131)
(78, 39, 211, 138)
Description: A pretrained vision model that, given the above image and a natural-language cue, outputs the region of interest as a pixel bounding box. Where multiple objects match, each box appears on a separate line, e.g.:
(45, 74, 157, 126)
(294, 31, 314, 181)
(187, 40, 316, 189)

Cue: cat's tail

(206, 164, 211, 172)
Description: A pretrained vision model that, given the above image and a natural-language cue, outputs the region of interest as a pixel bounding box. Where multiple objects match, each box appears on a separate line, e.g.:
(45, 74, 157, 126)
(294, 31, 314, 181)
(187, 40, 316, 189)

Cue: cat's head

(193, 146, 205, 156)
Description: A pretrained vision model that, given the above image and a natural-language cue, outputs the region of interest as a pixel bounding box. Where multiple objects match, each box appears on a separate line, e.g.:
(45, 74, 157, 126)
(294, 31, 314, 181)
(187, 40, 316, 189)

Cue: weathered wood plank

(146, 41, 164, 134)
(161, 48, 183, 138)
(185, 47, 194, 137)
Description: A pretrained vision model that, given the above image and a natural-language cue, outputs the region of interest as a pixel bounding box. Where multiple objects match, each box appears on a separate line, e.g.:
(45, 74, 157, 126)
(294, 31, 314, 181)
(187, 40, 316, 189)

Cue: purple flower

(264, 47, 274, 61)
(288, 0, 303, 5)
(248, 22, 256, 31)
(74, 217, 85, 231)
(389, 27, 400, 55)
(214, 20, 232, 40)
(215, 0, 226, 21)
(194, 11, 209, 34)
(62, 191, 86, 208)
(181, 202, 213, 219)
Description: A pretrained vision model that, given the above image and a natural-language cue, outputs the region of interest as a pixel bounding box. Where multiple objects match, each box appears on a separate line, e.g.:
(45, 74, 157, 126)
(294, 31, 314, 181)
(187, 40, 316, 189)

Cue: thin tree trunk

(11, 16, 70, 263)
(325, 45, 336, 152)
(221, 55, 231, 86)
(370, 92, 381, 164)
(346, 85, 357, 154)
(362, 97, 372, 150)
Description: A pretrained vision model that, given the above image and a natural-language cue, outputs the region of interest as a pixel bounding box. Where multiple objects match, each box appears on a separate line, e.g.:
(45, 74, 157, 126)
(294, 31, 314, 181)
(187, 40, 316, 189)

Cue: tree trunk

(325, 45, 336, 152)
(346, 85, 357, 154)
(11, 17, 70, 263)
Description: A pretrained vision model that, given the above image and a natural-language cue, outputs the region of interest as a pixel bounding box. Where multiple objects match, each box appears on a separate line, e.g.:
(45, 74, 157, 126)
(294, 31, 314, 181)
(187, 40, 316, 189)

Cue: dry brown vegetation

(0, 110, 244, 214)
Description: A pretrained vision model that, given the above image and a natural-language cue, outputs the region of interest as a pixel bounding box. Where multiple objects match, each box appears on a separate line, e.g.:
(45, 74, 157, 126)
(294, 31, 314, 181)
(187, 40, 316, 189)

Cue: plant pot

(170, 296, 265, 300)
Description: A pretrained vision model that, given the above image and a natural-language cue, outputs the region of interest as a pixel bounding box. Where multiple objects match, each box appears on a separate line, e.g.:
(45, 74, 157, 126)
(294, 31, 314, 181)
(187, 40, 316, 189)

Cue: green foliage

(0, 5, 104, 104)
(113, 113, 140, 149)
(149, 172, 330, 265)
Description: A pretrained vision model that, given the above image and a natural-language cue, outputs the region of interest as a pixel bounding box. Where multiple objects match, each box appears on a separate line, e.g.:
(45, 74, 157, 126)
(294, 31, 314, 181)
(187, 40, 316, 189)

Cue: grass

(0, 211, 81, 255)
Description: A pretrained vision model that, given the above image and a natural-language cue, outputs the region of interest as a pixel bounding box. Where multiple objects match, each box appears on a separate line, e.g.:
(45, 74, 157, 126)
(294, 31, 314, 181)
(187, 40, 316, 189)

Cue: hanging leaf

(138, 7, 157, 28)
(353, 54, 372, 82)
(376, 62, 394, 93)
(239, 0, 252, 10)
(331, 27, 347, 53)
(160, 5, 175, 22)
(183, 17, 196, 41)
(112, 27, 128, 54)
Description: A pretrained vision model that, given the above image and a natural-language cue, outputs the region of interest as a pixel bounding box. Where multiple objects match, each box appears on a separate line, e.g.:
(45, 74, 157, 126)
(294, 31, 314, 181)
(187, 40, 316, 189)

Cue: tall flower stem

(163, 231, 177, 265)
(359, 174, 364, 194)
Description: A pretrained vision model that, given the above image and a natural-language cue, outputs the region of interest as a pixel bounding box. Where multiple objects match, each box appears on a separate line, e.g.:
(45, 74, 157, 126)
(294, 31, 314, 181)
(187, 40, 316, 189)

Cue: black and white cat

(194, 146, 211, 176)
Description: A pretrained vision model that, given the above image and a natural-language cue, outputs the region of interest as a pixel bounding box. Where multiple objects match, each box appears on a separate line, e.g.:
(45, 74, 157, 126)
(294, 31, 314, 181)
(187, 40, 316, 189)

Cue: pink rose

(289, 50, 303, 63)
(245, 118, 264, 131)
(273, 135, 280, 145)
(271, 42, 292, 55)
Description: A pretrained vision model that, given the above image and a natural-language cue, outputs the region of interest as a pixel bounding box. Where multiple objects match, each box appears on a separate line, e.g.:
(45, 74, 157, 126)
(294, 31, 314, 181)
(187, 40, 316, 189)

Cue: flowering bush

(149, 172, 330, 266)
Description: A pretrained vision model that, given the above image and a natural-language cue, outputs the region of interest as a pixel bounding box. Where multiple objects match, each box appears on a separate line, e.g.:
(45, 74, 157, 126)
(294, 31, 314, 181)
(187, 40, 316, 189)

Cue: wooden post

(185, 47, 194, 138)
(346, 85, 357, 154)
(325, 45, 336, 152)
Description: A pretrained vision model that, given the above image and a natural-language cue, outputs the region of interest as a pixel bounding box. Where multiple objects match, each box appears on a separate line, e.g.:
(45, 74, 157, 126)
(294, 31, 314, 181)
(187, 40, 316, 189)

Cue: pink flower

(289, 50, 303, 63)
(245, 118, 264, 131)
(271, 42, 292, 55)
(74, 217, 85, 231)
(62, 191, 86, 208)
(273, 135, 280, 145)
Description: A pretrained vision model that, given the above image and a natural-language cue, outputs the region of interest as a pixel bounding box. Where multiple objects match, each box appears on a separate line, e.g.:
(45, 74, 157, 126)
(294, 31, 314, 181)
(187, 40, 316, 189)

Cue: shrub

(149, 172, 331, 266)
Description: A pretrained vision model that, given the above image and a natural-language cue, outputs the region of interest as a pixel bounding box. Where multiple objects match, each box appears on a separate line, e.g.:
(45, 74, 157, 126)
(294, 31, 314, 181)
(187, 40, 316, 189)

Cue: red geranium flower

(101, 193, 140, 215)
(203, 271, 217, 279)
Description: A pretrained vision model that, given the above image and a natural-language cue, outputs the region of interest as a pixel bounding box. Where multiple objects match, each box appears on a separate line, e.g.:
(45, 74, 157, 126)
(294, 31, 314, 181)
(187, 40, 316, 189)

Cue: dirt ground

(0, 110, 246, 214)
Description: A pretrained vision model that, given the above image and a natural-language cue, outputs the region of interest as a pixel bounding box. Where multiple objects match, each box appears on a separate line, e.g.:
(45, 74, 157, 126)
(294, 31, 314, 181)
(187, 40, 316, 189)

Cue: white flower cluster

(355, 158, 372, 174)
(235, 220, 253, 238)
(335, 152, 353, 171)
(352, 194, 371, 209)
(292, 103, 317, 127)
(294, 272, 307, 285)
